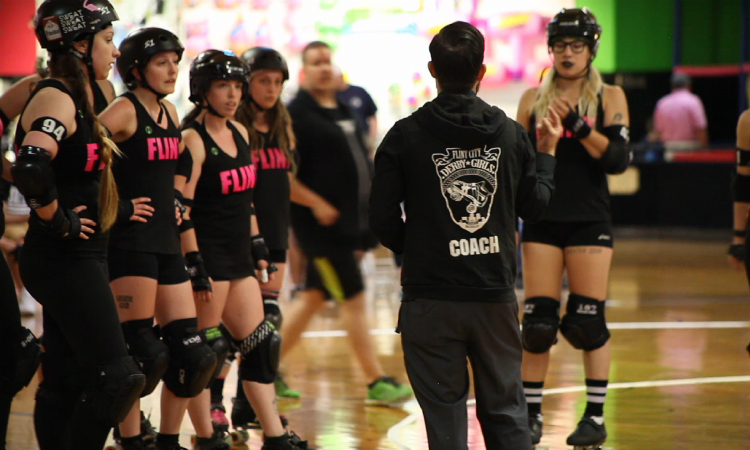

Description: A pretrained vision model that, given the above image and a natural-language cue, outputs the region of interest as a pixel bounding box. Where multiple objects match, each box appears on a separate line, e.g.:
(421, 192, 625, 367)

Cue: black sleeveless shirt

(529, 94, 609, 222)
(109, 93, 181, 254)
(251, 131, 292, 251)
(14, 79, 107, 255)
(187, 120, 256, 250)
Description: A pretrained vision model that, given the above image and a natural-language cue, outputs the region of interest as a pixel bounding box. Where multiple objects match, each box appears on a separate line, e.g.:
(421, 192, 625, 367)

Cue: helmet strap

(137, 68, 169, 100)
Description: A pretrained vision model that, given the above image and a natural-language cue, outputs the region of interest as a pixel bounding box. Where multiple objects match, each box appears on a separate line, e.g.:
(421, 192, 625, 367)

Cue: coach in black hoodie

(370, 22, 562, 450)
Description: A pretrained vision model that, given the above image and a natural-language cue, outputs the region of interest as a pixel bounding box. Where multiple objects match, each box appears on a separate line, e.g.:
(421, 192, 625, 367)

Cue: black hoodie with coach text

(369, 89, 556, 303)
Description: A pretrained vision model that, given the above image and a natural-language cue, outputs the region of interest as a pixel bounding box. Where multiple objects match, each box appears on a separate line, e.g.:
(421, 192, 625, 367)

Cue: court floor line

(300, 321, 750, 339)
(386, 375, 750, 450)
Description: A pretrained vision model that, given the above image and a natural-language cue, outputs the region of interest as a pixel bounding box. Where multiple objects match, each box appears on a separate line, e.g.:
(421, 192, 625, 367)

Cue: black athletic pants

(0, 254, 21, 450)
(20, 246, 130, 450)
(399, 298, 532, 450)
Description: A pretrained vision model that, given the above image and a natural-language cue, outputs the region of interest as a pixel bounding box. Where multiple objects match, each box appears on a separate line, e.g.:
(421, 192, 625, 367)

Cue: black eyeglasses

(551, 40, 587, 54)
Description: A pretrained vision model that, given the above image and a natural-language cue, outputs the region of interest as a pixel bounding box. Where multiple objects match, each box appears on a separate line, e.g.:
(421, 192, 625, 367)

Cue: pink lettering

(147, 138, 158, 160)
(156, 138, 165, 160)
(273, 148, 288, 169)
(85, 143, 100, 171)
(259, 148, 269, 169)
(230, 169, 240, 193)
(220, 171, 232, 194)
(168, 138, 179, 159)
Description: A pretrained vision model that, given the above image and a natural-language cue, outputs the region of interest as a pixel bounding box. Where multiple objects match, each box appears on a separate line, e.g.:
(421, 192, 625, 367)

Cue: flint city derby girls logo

(432, 146, 501, 232)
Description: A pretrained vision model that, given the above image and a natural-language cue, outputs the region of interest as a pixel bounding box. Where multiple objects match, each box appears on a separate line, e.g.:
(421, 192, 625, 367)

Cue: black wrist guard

(39, 207, 82, 239)
(562, 108, 592, 139)
(250, 234, 270, 268)
(174, 189, 187, 218)
(185, 251, 211, 291)
(733, 229, 746, 238)
(116, 199, 135, 224)
(728, 243, 746, 261)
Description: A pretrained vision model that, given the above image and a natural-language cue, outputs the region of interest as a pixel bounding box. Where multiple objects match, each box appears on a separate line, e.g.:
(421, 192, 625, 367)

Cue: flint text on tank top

(85, 143, 104, 171)
(220, 164, 256, 194)
(147, 137, 180, 161)
(252, 147, 290, 170)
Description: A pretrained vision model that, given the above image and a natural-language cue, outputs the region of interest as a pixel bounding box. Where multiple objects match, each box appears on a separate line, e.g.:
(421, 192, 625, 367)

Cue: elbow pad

(732, 173, 750, 202)
(176, 148, 193, 181)
(11, 145, 57, 209)
(600, 125, 631, 174)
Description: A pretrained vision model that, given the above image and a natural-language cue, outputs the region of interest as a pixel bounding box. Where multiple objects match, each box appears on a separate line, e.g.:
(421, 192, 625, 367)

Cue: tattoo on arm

(613, 113, 623, 123)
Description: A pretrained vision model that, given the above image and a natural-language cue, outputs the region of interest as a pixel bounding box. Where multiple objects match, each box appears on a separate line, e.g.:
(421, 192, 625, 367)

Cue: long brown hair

(48, 50, 121, 231)
(235, 99, 296, 173)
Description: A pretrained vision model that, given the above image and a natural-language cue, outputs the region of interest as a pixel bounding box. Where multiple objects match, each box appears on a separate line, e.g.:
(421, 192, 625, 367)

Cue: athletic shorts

(304, 249, 364, 301)
(269, 249, 287, 265)
(108, 247, 190, 285)
(521, 221, 613, 249)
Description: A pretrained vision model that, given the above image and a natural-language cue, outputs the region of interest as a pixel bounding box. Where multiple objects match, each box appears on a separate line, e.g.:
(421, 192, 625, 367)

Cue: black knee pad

(121, 318, 170, 397)
(81, 356, 146, 426)
(203, 326, 230, 387)
(262, 291, 283, 329)
(161, 318, 217, 398)
(237, 321, 281, 384)
(559, 294, 610, 351)
(521, 296, 561, 354)
(12, 327, 43, 395)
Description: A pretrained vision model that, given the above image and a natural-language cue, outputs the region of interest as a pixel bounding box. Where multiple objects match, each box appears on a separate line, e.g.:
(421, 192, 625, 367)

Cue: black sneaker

(566, 416, 607, 449)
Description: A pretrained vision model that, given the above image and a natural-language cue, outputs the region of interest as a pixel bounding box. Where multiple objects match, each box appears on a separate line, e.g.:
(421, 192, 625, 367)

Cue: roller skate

(230, 395, 289, 446)
(365, 375, 413, 407)
(261, 431, 312, 449)
(566, 416, 607, 450)
(105, 435, 152, 450)
(190, 430, 230, 450)
(211, 403, 230, 433)
(528, 413, 543, 447)
(109, 412, 158, 449)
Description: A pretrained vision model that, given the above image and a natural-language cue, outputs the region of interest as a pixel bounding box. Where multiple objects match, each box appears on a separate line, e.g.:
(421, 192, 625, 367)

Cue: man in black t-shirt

(335, 68, 378, 154)
(282, 41, 412, 406)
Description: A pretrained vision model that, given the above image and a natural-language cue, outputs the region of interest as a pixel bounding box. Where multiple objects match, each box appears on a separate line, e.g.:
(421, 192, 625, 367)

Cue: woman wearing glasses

(515, 8, 631, 450)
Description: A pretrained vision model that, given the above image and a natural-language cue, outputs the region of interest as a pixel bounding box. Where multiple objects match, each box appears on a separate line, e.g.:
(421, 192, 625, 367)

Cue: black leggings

(0, 254, 21, 450)
(20, 246, 129, 450)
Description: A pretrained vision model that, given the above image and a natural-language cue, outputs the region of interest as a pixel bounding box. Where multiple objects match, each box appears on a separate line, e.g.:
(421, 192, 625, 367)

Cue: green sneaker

(366, 375, 413, 406)
(275, 373, 301, 398)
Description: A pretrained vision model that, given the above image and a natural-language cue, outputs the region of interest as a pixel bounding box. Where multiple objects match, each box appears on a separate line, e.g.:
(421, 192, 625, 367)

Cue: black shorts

(521, 221, 613, 249)
(108, 247, 190, 285)
(269, 249, 287, 265)
(304, 249, 364, 301)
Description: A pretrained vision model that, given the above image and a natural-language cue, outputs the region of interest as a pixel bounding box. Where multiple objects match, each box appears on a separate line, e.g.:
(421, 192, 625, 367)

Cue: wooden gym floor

(7, 235, 750, 450)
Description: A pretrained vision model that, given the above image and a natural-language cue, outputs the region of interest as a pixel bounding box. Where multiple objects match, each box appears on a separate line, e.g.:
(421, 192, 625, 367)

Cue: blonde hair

(49, 51, 121, 231)
(532, 65, 603, 121)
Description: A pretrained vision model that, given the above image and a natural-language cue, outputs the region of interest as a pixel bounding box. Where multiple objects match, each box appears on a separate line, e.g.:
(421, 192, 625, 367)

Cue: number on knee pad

(161, 318, 217, 398)
(82, 356, 146, 426)
(521, 296, 561, 354)
(121, 318, 170, 397)
(203, 326, 230, 387)
(12, 327, 43, 395)
(559, 294, 610, 351)
(237, 321, 281, 384)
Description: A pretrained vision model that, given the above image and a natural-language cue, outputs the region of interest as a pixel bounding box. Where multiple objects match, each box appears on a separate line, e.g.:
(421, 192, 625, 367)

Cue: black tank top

(14, 79, 107, 255)
(251, 131, 291, 251)
(109, 93, 181, 254)
(529, 93, 609, 222)
(187, 120, 256, 246)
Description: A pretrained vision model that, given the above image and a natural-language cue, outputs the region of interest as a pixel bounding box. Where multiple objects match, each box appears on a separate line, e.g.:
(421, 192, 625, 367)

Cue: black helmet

(34, 0, 119, 51)
(241, 47, 289, 81)
(189, 50, 249, 105)
(547, 8, 601, 56)
(117, 27, 184, 91)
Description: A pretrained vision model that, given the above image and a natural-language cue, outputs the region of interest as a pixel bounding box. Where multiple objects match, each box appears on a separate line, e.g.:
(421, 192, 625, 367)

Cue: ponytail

(48, 51, 121, 231)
